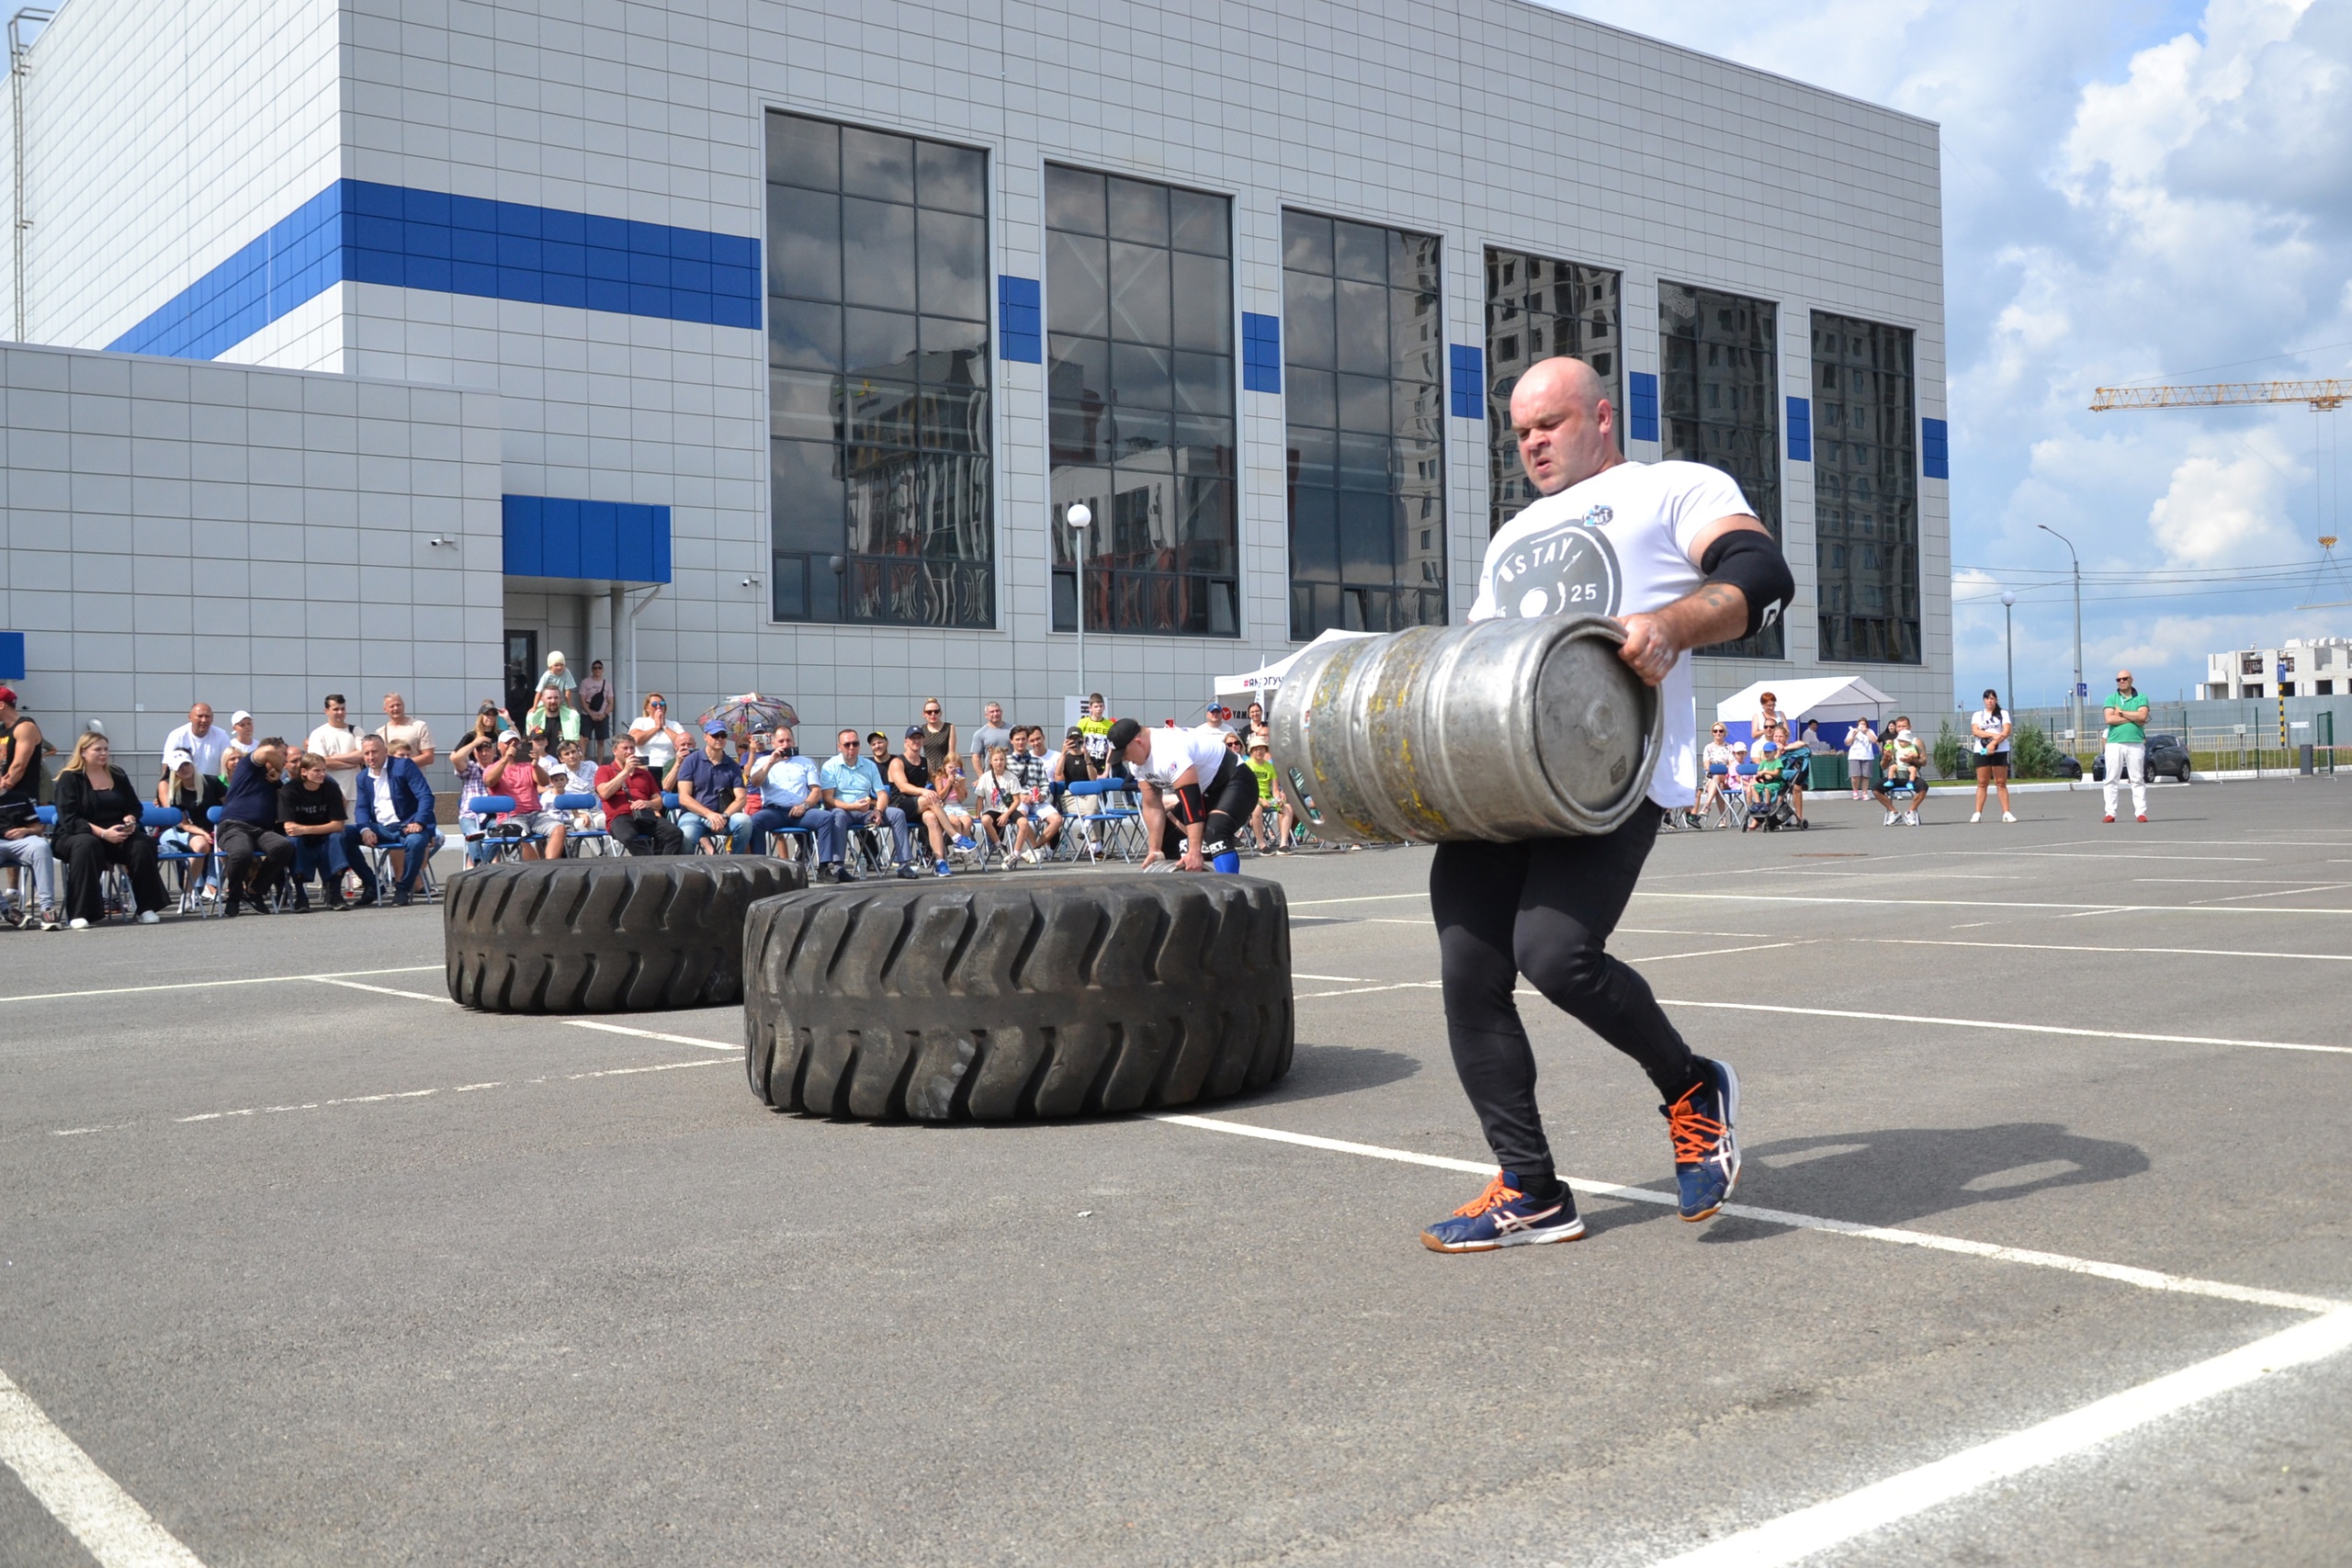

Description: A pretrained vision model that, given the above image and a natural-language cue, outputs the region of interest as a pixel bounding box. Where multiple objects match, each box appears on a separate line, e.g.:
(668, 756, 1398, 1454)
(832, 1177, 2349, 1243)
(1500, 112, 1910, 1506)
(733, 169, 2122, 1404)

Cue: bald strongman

(1420, 356, 1795, 1252)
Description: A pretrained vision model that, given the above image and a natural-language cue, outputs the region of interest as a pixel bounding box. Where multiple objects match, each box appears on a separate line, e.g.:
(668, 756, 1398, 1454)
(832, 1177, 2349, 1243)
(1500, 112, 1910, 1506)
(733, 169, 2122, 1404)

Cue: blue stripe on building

(108, 181, 763, 361)
(1922, 416, 1950, 479)
(1627, 370, 1659, 444)
(998, 276, 1042, 364)
(1786, 395, 1812, 462)
(1448, 344, 1484, 421)
(502, 495, 673, 583)
(1241, 312, 1282, 394)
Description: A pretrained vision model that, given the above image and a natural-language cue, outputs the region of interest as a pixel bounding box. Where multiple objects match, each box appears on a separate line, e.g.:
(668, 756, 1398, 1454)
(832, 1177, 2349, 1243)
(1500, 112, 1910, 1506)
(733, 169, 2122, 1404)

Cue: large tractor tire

(446, 857, 805, 1012)
(742, 875, 1293, 1121)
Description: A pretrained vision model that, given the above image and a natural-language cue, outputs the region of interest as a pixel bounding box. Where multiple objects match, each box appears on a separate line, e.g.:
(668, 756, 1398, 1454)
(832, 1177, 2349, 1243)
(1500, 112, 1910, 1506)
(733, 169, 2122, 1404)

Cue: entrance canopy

(1214, 628, 1378, 698)
(1715, 675, 1894, 728)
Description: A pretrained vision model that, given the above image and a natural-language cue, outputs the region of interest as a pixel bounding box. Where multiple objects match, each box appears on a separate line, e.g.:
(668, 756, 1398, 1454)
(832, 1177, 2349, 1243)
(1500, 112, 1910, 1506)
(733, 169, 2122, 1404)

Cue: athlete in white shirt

(1111, 718, 1257, 873)
(1420, 356, 1792, 1256)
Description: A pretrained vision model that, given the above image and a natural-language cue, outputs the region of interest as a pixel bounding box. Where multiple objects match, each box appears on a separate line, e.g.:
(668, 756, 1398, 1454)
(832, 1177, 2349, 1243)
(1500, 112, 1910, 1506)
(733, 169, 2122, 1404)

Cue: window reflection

(765, 110, 993, 627)
(1813, 311, 1920, 664)
(1283, 210, 1449, 640)
(1046, 164, 1238, 637)
(1659, 281, 1783, 660)
(1484, 250, 1619, 536)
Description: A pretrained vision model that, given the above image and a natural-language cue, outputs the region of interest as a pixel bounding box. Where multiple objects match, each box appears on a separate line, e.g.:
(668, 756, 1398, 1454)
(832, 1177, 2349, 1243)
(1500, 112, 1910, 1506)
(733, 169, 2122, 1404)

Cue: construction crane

(2089, 379, 2349, 412)
(2088, 376, 2351, 609)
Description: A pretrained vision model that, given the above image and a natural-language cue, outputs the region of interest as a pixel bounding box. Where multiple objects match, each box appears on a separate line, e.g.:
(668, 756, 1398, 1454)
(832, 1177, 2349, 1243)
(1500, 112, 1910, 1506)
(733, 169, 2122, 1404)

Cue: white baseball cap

(162, 749, 194, 773)
(231, 709, 254, 726)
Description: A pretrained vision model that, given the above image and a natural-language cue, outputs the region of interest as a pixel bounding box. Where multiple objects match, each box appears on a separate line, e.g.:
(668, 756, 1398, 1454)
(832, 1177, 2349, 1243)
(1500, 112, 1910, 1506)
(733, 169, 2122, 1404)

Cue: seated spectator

(743, 727, 829, 860)
(820, 728, 914, 880)
(888, 727, 957, 877)
(677, 720, 753, 853)
(345, 733, 439, 903)
(1873, 716, 1928, 826)
(865, 729, 889, 766)
(971, 744, 1039, 866)
(548, 739, 599, 829)
(307, 693, 366, 772)
(1008, 727, 1064, 854)
(1244, 739, 1276, 847)
(1699, 723, 1738, 821)
(217, 740, 296, 916)
(52, 732, 169, 928)
(449, 706, 505, 865)
(0, 723, 59, 926)
(593, 736, 684, 855)
(628, 695, 688, 782)
(1053, 725, 1095, 806)
(481, 732, 565, 861)
(278, 751, 353, 911)
(154, 750, 222, 905)
(375, 693, 436, 766)
(937, 762, 980, 863)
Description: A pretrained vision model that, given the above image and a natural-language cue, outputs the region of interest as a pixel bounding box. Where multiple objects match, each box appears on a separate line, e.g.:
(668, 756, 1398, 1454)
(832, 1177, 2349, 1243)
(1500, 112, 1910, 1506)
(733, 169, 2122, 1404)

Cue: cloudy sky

(1558, 0, 2352, 709)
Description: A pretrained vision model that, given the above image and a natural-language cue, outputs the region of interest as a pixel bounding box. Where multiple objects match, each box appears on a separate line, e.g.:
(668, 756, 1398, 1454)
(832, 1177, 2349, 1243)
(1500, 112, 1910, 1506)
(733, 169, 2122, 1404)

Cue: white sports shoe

(1970, 810, 1982, 823)
(1883, 809, 1898, 826)
(1905, 810, 1919, 826)
(137, 910, 161, 925)
(2002, 811, 2017, 823)
(68, 918, 91, 931)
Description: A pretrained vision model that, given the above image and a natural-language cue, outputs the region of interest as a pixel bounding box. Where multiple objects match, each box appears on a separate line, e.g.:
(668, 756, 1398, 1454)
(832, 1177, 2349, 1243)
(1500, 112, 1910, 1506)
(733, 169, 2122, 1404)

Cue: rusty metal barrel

(1267, 615, 1663, 844)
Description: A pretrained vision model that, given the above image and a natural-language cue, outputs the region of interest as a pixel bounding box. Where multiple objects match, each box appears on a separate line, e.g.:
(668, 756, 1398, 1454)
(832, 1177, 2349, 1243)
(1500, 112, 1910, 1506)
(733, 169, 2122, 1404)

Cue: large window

(764, 111, 993, 627)
(1283, 211, 1449, 639)
(1659, 281, 1783, 660)
(1485, 251, 1620, 536)
(1813, 312, 1920, 664)
(1046, 166, 1238, 637)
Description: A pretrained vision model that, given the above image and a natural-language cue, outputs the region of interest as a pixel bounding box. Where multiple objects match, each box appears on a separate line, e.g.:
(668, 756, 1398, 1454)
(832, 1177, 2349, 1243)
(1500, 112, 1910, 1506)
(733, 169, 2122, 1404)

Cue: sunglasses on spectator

(650, 701, 667, 708)
(923, 706, 942, 715)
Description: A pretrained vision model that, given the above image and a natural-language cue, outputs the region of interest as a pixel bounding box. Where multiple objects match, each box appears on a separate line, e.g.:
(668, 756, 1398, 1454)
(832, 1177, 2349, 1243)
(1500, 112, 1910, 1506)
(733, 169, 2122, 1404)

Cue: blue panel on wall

(1627, 371, 1659, 444)
(0, 631, 23, 682)
(1922, 416, 1951, 479)
(1448, 344, 1484, 421)
(503, 495, 672, 583)
(999, 276, 1042, 364)
(109, 180, 763, 361)
(1241, 311, 1283, 394)
(1786, 396, 1812, 462)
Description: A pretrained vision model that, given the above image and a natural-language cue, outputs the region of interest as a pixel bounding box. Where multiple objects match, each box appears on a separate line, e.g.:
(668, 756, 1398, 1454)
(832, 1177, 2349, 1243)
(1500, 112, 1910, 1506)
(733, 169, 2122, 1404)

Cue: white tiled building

(2202, 638, 2352, 700)
(4, 0, 1949, 760)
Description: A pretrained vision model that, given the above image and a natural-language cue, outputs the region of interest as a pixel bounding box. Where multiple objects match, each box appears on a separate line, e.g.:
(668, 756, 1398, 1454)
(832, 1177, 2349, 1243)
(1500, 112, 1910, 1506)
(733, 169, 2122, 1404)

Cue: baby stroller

(1745, 746, 1810, 831)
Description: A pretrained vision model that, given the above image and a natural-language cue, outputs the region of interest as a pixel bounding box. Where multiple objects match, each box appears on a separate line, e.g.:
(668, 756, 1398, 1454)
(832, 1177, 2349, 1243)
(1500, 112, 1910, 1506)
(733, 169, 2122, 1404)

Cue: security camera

(741, 577, 755, 588)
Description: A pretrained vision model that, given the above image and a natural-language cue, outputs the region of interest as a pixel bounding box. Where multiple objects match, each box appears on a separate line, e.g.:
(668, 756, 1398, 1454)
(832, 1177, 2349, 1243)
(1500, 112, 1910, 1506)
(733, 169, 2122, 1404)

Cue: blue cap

(703, 719, 728, 736)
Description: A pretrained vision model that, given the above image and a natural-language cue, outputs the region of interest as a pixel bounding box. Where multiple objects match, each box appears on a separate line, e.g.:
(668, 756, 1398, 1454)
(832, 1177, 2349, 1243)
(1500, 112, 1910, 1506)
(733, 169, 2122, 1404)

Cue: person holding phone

(1970, 689, 2015, 824)
(593, 735, 684, 855)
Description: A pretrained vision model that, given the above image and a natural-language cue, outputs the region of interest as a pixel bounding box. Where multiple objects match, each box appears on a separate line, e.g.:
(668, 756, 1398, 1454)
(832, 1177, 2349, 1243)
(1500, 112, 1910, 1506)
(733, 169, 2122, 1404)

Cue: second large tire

(743, 875, 1293, 1120)
(446, 857, 805, 1012)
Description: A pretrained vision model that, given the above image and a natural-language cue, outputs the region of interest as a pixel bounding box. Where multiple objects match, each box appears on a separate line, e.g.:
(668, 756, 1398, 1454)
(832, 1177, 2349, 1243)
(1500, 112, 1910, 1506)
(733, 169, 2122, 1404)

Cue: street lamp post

(2038, 525, 2084, 761)
(2000, 590, 2016, 707)
(1065, 502, 1093, 712)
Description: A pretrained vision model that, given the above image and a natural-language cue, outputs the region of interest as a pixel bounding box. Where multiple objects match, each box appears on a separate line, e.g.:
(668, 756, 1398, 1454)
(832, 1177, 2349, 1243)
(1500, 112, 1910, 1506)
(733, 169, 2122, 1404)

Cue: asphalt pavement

(2, 775, 2347, 1566)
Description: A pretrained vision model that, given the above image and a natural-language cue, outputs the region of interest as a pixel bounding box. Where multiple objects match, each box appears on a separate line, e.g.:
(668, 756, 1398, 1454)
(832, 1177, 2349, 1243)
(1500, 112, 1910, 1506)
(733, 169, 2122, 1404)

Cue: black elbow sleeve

(1170, 782, 1207, 825)
(1701, 530, 1795, 638)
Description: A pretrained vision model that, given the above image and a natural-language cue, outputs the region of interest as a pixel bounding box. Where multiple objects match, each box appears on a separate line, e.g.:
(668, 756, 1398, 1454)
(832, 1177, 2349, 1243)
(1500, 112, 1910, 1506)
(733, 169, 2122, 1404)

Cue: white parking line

(0, 965, 442, 1005)
(1637, 890, 2352, 917)
(1652, 998, 2352, 1058)
(311, 978, 455, 1003)
(564, 1020, 736, 1053)
(1863, 938, 2352, 964)
(0, 1367, 207, 1566)
(1649, 1309, 2352, 1568)
(1154, 1116, 2343, 1314)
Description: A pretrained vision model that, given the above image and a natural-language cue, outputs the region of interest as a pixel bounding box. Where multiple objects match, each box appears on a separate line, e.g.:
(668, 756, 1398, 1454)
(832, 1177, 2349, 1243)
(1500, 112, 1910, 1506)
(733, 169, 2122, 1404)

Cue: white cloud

(2146, 436, 2304, 564)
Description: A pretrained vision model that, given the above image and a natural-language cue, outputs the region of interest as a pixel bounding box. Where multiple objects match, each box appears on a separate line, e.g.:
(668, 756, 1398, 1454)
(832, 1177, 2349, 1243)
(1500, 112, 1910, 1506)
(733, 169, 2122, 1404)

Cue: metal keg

(1267, 615, 1662, 844)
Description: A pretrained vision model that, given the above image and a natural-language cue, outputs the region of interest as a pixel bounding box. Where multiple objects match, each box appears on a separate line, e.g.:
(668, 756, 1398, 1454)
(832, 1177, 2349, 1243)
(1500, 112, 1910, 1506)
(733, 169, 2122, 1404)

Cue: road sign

(2075, 682, 2088, 696)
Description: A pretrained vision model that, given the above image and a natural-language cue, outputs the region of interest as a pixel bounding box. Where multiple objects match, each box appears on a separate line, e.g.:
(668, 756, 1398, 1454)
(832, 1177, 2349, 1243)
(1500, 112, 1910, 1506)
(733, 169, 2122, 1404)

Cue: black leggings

(59, 831, 170, 923)
(1159, 753, 1260, 859)
(1430, 807, 1702, 1179)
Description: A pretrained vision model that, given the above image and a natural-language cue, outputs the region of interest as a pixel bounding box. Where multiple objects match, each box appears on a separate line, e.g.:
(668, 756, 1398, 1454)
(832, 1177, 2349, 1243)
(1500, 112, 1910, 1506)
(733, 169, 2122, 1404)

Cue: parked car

(2051, 752, 2083, 781)
(2091, 733, 2191, 784)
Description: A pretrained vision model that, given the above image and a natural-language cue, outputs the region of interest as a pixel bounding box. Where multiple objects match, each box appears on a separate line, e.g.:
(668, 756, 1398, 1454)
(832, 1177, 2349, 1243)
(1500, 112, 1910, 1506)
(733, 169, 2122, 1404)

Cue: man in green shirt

(2101, 668, 2150, 823)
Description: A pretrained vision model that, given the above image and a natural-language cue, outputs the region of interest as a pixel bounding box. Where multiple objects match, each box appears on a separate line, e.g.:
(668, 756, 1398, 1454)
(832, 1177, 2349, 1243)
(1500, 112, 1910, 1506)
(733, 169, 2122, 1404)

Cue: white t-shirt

(1135, 727, 1231, 791)
(1970, 708, 2010, 753)
(1469, 458, 1758, 809)
(307, 722, 362, 761)
(164, 722, 231, 780)
(1847, 727, 1878, 761)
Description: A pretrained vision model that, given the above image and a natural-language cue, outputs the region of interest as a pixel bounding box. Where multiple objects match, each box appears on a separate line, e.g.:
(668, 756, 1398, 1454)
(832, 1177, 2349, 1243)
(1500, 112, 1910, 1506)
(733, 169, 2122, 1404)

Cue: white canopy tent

(1715, 675, 1894, 730)
(1214, 628, 1378, 699)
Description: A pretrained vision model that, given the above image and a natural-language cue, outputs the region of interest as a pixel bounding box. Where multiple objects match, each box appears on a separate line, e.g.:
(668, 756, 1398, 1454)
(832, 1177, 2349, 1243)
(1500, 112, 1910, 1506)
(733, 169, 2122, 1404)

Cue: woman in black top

(52, 733, 168, 928)
(277, 751, 352, 911)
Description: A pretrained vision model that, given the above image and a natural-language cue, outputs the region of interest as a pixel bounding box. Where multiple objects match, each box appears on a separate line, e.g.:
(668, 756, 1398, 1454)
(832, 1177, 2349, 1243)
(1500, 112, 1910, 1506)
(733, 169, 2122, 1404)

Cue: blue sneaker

(954, 834, 977, 852)
(934, 859, 953, 876)
(1419, 1171, 1584, 1252)
(1663, 1058, 1740, 1220)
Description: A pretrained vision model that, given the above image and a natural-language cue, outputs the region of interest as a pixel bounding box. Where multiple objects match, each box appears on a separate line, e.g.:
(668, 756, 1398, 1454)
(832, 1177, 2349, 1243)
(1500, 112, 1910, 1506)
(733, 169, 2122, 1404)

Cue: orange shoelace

(1666, 1089, 1726, 1166)
(1452, 1172, 1522, 1217)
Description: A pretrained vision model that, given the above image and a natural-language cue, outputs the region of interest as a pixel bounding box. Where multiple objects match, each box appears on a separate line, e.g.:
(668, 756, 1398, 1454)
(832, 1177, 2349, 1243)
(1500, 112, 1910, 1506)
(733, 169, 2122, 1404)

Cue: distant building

(2202, 637, 2352, 699)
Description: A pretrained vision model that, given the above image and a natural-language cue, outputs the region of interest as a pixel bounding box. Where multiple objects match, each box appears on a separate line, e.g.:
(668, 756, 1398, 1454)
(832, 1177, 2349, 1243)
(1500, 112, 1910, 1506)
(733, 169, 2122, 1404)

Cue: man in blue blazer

(343, 733, 438, 906)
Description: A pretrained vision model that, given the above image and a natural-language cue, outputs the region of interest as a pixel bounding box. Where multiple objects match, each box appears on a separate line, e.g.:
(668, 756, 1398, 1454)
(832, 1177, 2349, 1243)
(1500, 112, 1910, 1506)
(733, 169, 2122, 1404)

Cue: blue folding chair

(548, 792, 609, 856)
(1063, 777, 1145, 863)
(147, 804, 221, 915)
(469, 795, 535, 862)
